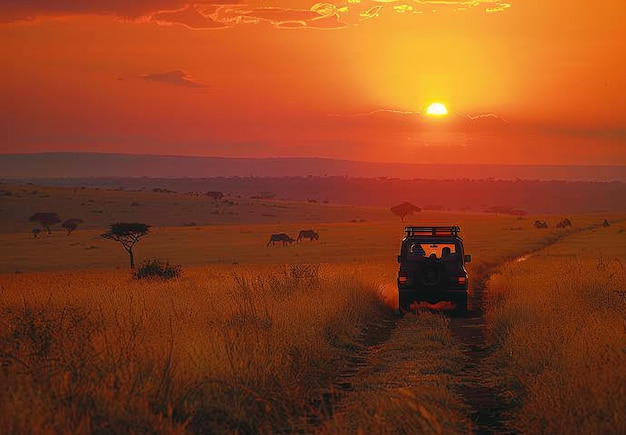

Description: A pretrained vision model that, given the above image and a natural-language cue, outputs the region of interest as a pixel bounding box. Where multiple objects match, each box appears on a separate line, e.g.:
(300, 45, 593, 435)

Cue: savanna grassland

(1, 180, 625, 433)
(486, 223, 626, 434)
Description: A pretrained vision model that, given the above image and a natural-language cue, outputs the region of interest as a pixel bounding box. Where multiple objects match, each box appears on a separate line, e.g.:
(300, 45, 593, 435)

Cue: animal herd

(534, 218, 611, 229)
(267, 229, 319, 246)
(268, 218, 612, 245)
(556, 218, 572, 228)
(534, 218, 573, 229)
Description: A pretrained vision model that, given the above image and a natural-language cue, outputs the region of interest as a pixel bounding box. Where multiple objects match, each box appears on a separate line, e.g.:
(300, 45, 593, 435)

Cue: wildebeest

(556, 218, 572, 228)
(267, 233, 295, 246)
(206, 191, 224, 201)
(603, 219, 611, 227)
(297, 229, 319, 242)
(533, 220, 548, 229)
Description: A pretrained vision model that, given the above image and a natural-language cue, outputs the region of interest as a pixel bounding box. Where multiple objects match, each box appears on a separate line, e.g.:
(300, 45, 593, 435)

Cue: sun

(425, 102, 448, 117)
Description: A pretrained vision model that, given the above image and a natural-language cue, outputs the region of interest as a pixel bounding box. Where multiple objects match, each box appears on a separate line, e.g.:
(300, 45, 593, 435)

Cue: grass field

(0, 264, 393, 433)
(486, 223, 626, 434)
(1, 181, 625, 433)
(0, 182, 390, 234)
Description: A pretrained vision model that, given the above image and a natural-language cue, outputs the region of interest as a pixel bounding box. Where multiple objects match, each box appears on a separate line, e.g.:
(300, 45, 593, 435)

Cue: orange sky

(1, 1, 625, 165)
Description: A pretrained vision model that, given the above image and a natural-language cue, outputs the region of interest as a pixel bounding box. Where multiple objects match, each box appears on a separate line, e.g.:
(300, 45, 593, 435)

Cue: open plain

(1, 180, 625, 433)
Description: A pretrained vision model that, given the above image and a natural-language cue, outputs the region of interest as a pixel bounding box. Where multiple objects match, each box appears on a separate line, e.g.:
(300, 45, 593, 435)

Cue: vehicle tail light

(457, 276, 467, 285)
(398, 272, 408, 284)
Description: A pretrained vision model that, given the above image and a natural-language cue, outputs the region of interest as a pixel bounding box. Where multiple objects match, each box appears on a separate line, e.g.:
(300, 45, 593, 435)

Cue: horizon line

(1, 151, 625, 168)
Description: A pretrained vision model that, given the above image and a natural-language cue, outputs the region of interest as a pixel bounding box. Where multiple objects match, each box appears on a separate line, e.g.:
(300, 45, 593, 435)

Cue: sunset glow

(426, 103, 449, 117)
(0, 1, 625, 164)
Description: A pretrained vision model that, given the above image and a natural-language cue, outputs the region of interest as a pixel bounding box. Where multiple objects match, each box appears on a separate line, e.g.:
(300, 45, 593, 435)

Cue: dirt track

(306, 274, 512, 433)
(449, 275, 514, 434)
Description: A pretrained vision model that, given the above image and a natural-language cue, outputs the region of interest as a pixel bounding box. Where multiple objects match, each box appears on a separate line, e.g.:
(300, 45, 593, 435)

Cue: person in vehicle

(410, 243, 425, 256)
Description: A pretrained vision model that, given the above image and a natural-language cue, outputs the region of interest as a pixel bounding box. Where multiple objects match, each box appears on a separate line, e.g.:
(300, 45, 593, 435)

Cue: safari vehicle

(397, 226, 471, 313)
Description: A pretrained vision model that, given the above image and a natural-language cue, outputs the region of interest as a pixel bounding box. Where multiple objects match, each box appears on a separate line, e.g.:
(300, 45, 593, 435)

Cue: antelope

(267, 233, 295, 246)
(297, 229, 319, 242)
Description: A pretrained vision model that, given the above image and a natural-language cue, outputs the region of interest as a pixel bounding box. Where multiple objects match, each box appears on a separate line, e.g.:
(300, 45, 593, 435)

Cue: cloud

(370, 1, 512, 15)
(150, 5, 227, 29)
(1, 1, 514, 27)
(140, 70, 209, 89)
(274, 14, 347, 30)
(455, 112, 510, 132)
(323, 108, 513, 148)
(210, 4, 350, 30)
(0, 1, 188, 23)
(329, 109, 509, 134)
(326, 108, 626, 150)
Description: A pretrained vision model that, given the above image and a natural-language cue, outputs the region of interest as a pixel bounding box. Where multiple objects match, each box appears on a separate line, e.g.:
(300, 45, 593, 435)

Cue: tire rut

(449, 275, 514, 435)
(304, 312, 398, 427)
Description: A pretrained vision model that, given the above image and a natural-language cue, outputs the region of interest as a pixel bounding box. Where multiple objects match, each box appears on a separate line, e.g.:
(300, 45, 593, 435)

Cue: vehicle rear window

(408, 242, 458, 259)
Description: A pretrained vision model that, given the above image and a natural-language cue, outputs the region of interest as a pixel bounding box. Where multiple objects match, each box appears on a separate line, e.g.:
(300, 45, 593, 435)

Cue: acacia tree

(29, 212, 61, 234)
(390, 202, 421, 222)
(62, 218, 84, 235)
(101, 222, 150, 269)
(484, 205, 512, 216)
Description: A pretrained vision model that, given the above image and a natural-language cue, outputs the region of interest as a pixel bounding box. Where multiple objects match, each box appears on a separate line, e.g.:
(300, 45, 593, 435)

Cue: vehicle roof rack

(404, 226, 460, 237)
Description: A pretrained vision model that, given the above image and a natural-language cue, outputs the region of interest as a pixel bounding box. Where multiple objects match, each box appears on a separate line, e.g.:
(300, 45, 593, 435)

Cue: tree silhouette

(484, 205, 512, 216)
(485, 205, 527, 217)
(390, 202, 421, 222)
(101, 222, 150, 269)
(29, 212, 61, 234)
(62, 218, 84, 235)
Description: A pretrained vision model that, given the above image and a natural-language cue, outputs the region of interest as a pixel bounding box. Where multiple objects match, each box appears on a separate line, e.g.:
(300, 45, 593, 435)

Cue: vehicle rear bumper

(398, 288, 468, 310)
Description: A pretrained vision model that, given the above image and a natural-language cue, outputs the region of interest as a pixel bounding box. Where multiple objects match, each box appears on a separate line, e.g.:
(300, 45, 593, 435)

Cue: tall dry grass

(486, 227, 626, 434)
(2, 212, 622, 432)
(320, 312, 469, 434)
(0, 263, 392, 433)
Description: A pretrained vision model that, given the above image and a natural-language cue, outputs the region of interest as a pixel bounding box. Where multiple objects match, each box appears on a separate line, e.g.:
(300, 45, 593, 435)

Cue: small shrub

(133, 258, 181, 280)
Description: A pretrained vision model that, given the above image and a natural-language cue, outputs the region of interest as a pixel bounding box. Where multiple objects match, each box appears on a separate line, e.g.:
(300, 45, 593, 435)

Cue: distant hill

(3, 176, 626, 215)
(1, 152, 625, 181)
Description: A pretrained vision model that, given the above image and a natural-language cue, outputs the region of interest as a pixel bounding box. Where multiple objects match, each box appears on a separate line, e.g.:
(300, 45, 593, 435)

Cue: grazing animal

(297, 229, 319, 242)
(267, 233, 295, 246)
(603, 219, 611, 227)
(533, 220, 548, 229)
(206, 191, 224, 201)
(556, 218, 572, 229)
